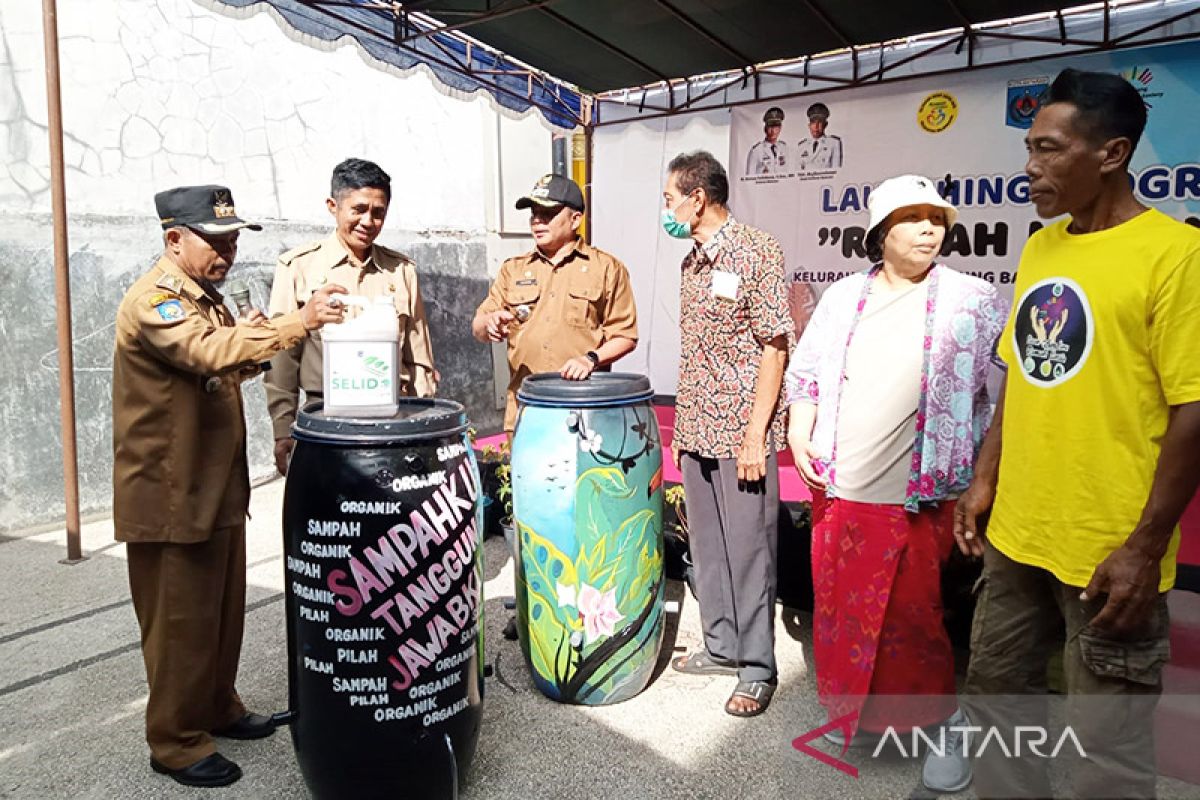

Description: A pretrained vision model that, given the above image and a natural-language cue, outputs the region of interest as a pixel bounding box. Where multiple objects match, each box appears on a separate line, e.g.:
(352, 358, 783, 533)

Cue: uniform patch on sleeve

(154, 299, 186, 321)
(146, 292, 173, 307)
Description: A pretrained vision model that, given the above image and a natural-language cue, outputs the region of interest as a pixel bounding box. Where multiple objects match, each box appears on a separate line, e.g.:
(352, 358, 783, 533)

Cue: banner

(729, 40, 1200, 337)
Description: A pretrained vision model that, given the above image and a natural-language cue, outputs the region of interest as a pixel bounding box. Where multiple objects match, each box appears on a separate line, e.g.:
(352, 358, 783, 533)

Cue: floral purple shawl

(784, 265, 1009, 511)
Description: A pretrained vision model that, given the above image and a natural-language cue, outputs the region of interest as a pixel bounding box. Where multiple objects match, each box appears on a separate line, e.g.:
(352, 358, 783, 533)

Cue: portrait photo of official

(744, 107, 790, 176)
(796, 102, 844, 172)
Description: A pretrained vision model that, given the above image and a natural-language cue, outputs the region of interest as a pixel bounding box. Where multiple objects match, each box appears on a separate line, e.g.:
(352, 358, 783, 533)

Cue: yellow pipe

(571, 130, 588, 242)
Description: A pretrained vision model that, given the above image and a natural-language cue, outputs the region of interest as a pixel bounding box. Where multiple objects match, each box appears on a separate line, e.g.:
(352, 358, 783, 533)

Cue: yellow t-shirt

(990, 209, 1200, 591)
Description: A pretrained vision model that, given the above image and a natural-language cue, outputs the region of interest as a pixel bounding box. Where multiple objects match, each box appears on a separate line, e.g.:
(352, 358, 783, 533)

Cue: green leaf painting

(518, 465, 664, 704)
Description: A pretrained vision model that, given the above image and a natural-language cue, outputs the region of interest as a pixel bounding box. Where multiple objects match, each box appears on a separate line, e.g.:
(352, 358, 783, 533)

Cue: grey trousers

(681, 451, 779, 683)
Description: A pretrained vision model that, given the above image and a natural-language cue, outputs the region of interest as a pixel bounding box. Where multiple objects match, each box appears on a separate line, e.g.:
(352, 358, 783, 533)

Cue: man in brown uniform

(471, 174, 638, 433)
(267, 158, 437, 474)
(113, 185, 347, 787)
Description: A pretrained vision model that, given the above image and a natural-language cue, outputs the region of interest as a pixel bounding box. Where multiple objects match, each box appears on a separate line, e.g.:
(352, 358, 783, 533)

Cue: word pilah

(322, 460, 483, 692)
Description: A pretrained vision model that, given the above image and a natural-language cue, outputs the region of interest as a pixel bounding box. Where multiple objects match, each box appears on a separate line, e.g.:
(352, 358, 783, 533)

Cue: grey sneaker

(823, 726, 883, 749)
(922, 708, 972, 793)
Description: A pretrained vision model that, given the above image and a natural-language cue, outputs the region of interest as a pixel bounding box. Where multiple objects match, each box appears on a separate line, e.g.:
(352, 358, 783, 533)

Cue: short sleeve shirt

(674, 218, 792, 459)
(989, 210, 1200, 591)
(475, 239, 639, 430)
(265, 235, 437, 438)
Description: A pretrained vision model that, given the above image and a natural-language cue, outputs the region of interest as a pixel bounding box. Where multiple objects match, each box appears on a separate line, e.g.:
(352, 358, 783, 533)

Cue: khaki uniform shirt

(265, 235, 437, 439)
(475, 239, 639, 431)
(112, 256, 307, 543)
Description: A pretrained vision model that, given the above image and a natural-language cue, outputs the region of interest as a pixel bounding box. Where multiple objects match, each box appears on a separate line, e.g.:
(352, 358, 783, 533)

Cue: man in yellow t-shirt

(954, 69, 1200, 800)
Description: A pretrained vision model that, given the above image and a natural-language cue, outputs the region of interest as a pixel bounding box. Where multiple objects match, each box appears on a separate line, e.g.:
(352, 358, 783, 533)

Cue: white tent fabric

(593, 3, 1200, 397)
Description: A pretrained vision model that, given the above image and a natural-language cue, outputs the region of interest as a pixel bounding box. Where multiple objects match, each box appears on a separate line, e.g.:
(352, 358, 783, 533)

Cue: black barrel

(283, 400, 483, 800)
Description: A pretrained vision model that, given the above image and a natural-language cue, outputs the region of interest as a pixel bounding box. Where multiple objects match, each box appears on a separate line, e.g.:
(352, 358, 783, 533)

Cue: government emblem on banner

(918, 92, 958, 133)
(1006, 77, 1048, 129)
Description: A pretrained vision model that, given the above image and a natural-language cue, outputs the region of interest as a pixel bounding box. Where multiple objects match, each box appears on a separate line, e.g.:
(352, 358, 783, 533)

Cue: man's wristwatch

(584, 351, 600, 366)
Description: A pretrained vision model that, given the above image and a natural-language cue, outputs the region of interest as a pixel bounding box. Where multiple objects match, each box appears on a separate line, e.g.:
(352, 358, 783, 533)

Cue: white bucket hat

(866, 174, 958, 237)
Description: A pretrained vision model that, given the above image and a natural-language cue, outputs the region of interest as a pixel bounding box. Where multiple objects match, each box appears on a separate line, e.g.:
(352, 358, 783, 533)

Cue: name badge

(711, 270, 739, 302)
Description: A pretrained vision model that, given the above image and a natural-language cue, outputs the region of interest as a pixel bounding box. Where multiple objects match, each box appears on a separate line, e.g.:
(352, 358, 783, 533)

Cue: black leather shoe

(151, 753, 242, 787)
(212, 712, 276, 740)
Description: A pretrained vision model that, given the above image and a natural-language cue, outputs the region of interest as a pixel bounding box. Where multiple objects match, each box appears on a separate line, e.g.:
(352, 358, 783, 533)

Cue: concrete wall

(0, 0, 559, 532)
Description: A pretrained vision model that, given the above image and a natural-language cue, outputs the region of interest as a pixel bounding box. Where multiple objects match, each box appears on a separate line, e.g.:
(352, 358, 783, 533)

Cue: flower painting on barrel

(512, 399, 666, 705)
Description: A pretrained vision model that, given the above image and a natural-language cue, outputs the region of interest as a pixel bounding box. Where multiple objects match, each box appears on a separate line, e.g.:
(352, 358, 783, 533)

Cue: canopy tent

(40, 0, 1200, 561)
(593, 0, 1200, 122)
(211, 0, 586, 128)
(413, 0, 1075, 91)
(209, 0, 1200, 126)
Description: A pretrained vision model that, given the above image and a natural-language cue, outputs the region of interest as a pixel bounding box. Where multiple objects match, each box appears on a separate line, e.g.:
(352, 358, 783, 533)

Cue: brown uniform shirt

(112, 256, 307, 543)
(475, 239, 639, 431)
(265, 235, 437, 439)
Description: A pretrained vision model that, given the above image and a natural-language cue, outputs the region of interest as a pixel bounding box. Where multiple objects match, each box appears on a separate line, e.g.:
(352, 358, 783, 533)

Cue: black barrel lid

(294, 399, 469, 444)
(517, 372, 653, 407)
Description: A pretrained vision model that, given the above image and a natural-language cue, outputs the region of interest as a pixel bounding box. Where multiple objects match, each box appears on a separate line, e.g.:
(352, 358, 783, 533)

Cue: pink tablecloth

(476, 403, 1199, 563)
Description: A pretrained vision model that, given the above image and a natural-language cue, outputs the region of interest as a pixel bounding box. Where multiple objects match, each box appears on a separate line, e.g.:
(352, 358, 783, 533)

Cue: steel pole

(41, 0, 85, 564)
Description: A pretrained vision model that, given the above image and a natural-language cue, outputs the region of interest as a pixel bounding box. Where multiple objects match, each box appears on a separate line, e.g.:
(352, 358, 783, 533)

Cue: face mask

(661, 195, 695, 239)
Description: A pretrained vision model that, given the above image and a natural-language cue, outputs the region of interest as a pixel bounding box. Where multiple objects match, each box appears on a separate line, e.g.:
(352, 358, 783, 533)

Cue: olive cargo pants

(963, 544, 1170, 800)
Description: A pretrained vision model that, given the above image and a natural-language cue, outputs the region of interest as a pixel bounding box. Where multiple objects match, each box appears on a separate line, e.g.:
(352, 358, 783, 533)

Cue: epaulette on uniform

(374, 243, 414, 267)
(501, 252, 530, 270)
(278, 240, 324, 267)
(146, 275, 188, 320)
(154, 273, 185, 293)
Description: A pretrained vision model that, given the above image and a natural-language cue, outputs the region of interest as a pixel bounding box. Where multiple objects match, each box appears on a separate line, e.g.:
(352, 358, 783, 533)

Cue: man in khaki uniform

(267, 158, 437, 474)
(472, 174, 638, 433)
(113, 185, 347, 787)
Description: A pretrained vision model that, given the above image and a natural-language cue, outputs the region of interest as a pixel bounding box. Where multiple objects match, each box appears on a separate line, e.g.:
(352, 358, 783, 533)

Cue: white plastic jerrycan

(322, 295, 400, 418)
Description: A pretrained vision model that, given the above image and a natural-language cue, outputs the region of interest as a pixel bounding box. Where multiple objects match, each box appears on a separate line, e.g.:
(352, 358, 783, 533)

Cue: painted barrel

(283, 400, 484, 800)
(512, 373, 665, 705)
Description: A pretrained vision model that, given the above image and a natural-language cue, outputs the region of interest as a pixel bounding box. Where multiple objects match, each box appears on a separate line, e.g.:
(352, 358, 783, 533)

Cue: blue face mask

(661, 196, 695, 239)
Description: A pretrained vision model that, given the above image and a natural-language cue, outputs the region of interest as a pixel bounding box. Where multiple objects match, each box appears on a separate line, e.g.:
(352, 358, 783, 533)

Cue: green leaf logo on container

(322, 295, 400, 416)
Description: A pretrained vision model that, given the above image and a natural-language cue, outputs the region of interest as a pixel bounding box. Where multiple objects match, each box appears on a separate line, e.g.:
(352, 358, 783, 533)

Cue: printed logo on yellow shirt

(1012, 277, 1093, 386)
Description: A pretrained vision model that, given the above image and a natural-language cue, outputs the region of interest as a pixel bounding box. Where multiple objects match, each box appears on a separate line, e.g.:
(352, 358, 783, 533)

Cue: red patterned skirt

(811, 491, 958, 735)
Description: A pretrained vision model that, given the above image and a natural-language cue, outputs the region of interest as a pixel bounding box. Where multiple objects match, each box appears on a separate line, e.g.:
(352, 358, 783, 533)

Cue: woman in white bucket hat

(784, 175, 1009, 792)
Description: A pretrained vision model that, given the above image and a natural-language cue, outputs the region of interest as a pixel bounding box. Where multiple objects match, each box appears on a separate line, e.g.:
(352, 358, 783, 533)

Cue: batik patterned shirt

(674, 218, 792, 459)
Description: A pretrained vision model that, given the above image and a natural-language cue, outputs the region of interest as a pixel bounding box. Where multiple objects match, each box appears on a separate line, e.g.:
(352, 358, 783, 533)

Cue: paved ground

(2, 478, 1197, 800)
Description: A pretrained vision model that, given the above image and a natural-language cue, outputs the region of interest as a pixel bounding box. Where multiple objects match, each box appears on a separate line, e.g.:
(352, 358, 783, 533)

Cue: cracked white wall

(0, 0, 557, 532)
(0, 0, 501, 227)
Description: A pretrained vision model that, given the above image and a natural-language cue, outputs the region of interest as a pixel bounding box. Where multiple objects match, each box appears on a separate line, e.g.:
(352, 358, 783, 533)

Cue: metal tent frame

(40, 0, 1200, 561)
